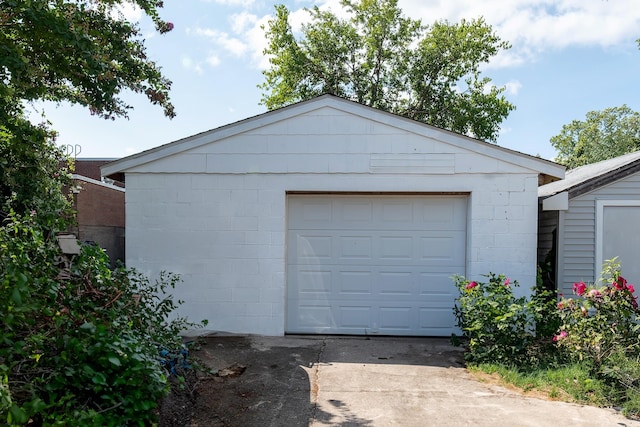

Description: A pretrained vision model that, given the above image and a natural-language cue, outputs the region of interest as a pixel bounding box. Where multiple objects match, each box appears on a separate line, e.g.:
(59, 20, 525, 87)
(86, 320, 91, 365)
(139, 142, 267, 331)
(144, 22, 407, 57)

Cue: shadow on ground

(158, 335, 464, 427)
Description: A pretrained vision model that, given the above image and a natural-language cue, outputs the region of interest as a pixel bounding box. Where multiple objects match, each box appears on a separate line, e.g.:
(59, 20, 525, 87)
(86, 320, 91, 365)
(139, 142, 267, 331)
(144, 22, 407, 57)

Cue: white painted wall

(122, 103, 549, 335)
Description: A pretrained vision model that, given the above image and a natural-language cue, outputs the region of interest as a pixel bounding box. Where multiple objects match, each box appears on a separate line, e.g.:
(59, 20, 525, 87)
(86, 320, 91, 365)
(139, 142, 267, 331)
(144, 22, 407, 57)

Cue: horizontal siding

(537, 207, 557, 264)
(558, 171, 640, 295)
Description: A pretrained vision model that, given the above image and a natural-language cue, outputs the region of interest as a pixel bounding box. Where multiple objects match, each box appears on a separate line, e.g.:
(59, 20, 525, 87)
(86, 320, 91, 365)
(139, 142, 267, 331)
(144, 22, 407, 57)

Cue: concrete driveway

(192, 335, 640, 426)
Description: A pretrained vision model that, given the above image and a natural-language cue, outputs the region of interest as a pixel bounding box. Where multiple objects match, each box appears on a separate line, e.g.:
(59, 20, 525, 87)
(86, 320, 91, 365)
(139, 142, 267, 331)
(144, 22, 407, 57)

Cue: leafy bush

(553, 259, 640, 415)
(1, 211, 202, 426)
(454, 273, 534, 364)
(455, 261, 640, 417)
(555, 259, 639, 366)
(453, 271, 561, 366)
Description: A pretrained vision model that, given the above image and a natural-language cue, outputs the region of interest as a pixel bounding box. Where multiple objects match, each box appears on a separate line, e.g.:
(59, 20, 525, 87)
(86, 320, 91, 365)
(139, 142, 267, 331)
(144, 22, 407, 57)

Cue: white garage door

(286, 194, 467, 336)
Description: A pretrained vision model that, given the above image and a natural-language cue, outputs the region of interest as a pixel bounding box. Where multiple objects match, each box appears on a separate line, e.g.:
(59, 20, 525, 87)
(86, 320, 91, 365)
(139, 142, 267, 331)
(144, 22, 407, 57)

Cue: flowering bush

(555, 259, 640, 366)
(454, 273, 535, 364)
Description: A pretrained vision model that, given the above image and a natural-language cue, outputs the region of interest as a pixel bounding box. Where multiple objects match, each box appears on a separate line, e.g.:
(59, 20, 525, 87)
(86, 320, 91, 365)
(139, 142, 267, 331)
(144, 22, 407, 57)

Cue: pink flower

(465, 281, 478, 290)
(614, 276, 627, 291)
(159, 21, 174, 34)
(504, 278, 511, 287)
(573, 282, 587, 296)
(627, 284, 635, 294)
(587, 289, 602, 299)
(553, 331, 568, 342)
(557, 301, 565, 310)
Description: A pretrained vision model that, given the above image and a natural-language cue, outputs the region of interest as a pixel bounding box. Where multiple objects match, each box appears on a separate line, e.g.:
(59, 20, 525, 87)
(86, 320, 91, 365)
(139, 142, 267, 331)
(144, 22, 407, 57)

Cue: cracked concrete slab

(191, 335, 640, 427)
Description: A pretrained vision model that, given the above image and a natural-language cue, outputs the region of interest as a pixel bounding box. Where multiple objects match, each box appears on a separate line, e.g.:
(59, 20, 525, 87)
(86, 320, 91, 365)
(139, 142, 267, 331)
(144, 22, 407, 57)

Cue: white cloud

(189, 0, 640, 75)
(229, 11, 258, 34)
(244, 15, 272, 69)
(396, 0, 640, 67)
(201, 0, 256, 7)
(206, 55, 221, 67)
(181, 56, 204, 75)
(504, 80, 523, 96)
(194, 28, 248, 57)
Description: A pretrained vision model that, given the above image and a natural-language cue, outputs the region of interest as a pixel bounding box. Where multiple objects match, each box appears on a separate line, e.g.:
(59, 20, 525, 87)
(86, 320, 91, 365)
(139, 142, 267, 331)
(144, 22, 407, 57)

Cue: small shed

(103, 95, 564, 336)
(538, 150, 640, 295)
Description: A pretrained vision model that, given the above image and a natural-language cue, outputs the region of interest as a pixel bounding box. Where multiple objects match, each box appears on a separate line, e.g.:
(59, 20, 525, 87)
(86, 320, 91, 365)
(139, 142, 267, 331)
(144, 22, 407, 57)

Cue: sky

(34, 0, 640, 161)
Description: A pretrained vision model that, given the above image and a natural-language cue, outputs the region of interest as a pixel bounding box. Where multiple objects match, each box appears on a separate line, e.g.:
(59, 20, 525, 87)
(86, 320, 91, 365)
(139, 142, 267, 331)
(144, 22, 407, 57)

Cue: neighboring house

(70, 159, 125, 268)
(102, 95, 564, 336)
(538, 150, 640, 297)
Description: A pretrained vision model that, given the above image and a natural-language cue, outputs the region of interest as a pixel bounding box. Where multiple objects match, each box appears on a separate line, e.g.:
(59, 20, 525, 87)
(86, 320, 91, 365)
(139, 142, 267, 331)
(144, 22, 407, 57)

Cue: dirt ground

(158, 335, 321, 427)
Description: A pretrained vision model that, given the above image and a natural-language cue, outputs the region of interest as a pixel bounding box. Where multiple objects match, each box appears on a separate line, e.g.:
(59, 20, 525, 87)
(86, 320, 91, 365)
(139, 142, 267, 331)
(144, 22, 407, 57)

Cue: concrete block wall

(126, 170, 539, 335)
(120, 101, 554, 335)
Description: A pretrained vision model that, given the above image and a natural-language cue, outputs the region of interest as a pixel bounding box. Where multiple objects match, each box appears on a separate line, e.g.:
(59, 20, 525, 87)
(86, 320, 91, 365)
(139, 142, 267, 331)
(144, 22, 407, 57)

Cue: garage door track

(186, 335, 639, 427)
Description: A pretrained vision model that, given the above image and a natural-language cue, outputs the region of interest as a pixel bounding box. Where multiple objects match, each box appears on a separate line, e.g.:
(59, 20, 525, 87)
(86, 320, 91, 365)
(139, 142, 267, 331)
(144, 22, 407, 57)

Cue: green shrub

(455, 261, 640, 417)
(1, 212, 203, 426)
(555, 259, 639, 366)
(553, 259, 640, 415)
(453, 273, 534, 364)
(453, 271, 562, 367)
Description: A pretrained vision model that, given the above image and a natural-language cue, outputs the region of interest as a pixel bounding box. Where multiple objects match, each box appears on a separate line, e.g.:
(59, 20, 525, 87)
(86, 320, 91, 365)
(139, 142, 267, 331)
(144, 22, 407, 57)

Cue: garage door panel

(379, 307, 412, 330)
(338, 306, 372, 328)
(294, 268, 331, 295)
(339, 236, 373, 259)
(378, 271, 413, 295)
(418, 272, 459, 294)
(421, 235, 461, 260)
(338, 270, 373, 294)
(289, 234, 332, 260)
(380, 200, 414, 223)
(287, 195, 467, 336)
(379, 236, 414, 259)
(419, 308, 454, 328)
(340, 201, 373, 222)
(291, 304, 334, 330)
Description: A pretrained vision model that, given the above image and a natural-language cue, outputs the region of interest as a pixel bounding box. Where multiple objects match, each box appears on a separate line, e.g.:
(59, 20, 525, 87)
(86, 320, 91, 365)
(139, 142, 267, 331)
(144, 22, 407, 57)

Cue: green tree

(550, 105, 640, 169)
(260, 0, 514, 142)
(0, 2, 188, 424)
(0, 0, 175, 219)
(0, 0, 174, 120)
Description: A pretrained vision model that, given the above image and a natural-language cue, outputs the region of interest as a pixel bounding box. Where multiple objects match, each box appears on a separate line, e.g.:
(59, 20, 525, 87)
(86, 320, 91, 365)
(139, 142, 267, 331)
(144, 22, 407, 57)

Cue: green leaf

(8, 403, 29, 425)
(79, 322, 96, 332)
(10, 287, 22, 305)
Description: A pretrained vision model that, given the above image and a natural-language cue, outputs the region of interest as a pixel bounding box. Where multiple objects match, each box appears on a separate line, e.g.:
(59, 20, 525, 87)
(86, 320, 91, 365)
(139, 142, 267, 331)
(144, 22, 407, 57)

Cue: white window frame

(595, 199, 640, 281)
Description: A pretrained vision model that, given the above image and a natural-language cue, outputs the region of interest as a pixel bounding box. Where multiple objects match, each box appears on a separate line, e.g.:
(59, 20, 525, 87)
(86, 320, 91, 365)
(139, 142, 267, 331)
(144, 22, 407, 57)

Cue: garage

(286, 194, 467, 336)
(103, 95, 564, 336)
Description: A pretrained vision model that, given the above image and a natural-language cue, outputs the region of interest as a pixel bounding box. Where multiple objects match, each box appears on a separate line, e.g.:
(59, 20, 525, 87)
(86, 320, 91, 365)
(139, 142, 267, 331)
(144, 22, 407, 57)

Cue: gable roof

(102, 94, 564, 180)
(539, 150, 640, 198)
